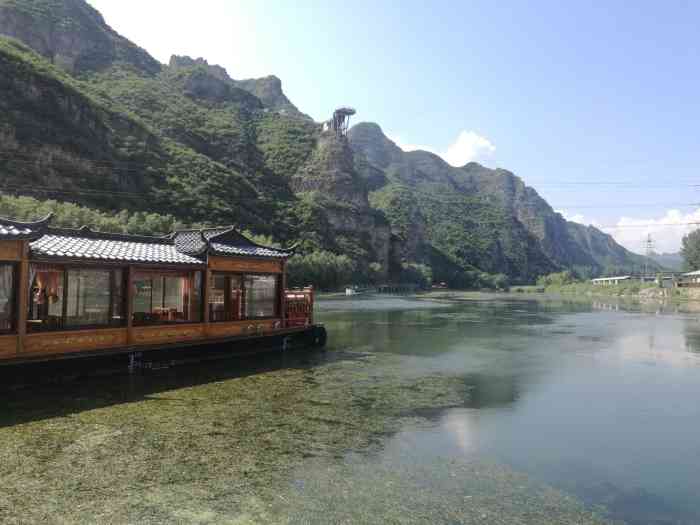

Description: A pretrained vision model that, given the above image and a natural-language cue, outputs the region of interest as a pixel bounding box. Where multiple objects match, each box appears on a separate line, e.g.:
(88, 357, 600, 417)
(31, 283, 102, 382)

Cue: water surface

(2, 295, 699, 524)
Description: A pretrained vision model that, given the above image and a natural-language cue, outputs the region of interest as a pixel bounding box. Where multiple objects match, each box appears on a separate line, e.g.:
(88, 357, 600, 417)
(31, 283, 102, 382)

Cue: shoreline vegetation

(317, 284, 700, 311)
(524, 270, 700, 303)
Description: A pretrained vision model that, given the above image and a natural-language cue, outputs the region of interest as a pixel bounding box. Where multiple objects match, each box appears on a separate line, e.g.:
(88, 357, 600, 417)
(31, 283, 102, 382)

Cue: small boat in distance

(0, 214, 326, 367)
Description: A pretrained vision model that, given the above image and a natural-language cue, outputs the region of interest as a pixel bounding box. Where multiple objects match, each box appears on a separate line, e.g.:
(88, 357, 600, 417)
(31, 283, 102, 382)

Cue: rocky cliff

(0, 0, 659, 284)
(0, 0, 159, 74)
(169, 55, 305, 117)
(348, 122, 656, 281)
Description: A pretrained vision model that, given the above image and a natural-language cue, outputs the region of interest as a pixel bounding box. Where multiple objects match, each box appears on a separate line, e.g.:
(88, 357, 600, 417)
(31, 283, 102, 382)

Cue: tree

(681, 230, 700, 271)
(398, 263, 433, 289)
(286, 251, 356, 290)
(536, 270, 576, 287)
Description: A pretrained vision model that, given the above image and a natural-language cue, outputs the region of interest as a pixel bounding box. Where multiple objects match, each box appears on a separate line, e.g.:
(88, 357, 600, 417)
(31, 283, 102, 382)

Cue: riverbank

(327, 283, 700, 305)
(419, 288, 700, 315)
(513, 282, 700, 302)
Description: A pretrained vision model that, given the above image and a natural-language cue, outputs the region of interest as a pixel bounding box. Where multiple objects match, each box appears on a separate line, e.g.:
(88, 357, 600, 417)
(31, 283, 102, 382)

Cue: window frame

(27, 263, 127, 333)
(0, 262, 17, 335)
(131, 268, 204, 327)
(209, 271, 280, 322)
(208, 272, 244, 323)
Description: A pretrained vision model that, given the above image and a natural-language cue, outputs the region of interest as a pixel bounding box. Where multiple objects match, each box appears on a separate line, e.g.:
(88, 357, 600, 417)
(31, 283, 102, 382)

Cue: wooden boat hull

(0, 324, 326, 367)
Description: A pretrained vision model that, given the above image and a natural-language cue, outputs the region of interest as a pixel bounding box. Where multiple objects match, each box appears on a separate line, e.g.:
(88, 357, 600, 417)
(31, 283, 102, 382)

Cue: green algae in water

(0, 348, 612, 524)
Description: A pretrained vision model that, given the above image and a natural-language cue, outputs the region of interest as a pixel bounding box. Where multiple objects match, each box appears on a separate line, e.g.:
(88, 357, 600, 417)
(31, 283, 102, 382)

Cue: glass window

(229, 275, 242, 320)
(244, 275, 278, 318)
(28, 265, 65, 332)
(28, 265, 125, 332)
(132, 270, 202, 326)
(191, 271, 202, 323)
(208, 273, 243, 322)
(111, 269, 125, 324)
(66, 269, 111, 327)
(209, 274, 226, 322)
(0, 264, 15, 332)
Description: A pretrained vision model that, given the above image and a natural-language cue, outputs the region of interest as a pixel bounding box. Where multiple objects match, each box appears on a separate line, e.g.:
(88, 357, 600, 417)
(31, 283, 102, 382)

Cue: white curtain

(28, 264, 36, 299)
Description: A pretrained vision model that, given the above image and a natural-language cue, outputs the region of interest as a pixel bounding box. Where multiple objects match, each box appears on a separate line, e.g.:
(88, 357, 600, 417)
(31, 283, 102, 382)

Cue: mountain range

(0, 0, 661, 284)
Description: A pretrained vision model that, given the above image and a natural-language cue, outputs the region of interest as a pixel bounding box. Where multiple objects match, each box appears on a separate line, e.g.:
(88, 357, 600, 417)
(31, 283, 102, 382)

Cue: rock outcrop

(292, 131, 393, 277)
(348, 122, 657, 280)
(0, 0, 160, 74)
(169, 55, 304, 116)
(236, 76, 302, 116)
(0, 0, 660, 282)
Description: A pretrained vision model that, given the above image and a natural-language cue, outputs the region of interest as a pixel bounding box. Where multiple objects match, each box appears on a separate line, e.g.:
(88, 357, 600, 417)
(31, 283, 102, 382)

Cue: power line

(0, 151, 251, 174)
(1, 185, 147, 197)
(551, 203, 700, 209)
(532, 182, 700, 188)
(2, 185, 700, 223)
(596, 223, 700, 230)
(1, 150, 700, 189)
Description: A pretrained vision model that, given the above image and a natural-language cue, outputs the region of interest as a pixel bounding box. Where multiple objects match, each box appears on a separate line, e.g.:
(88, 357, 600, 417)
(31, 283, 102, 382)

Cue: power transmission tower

(643, 233, 654, 278)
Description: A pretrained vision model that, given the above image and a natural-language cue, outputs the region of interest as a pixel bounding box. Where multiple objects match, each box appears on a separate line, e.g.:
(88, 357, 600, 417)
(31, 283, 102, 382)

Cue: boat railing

(285, 287, 314, 327)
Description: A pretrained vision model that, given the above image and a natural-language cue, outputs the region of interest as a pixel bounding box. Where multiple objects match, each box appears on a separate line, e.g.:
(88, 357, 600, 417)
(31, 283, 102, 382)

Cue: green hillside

(0, 0, 661, 287)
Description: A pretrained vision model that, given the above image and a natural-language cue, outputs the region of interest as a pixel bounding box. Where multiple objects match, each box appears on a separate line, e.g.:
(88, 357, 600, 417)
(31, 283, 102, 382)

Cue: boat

(0, 214, 326, 367)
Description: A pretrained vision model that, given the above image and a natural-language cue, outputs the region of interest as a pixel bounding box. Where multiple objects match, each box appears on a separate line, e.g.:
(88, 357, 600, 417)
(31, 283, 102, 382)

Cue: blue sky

(88, 0, 700, 253)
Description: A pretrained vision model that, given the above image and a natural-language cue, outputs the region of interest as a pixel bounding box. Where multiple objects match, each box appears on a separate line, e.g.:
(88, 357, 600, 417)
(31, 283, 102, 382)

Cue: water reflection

(3, 295, 700, 524)
(463, 372, 519, 409)
(321, 296, 700, 524)
(683, 318, 700, 354)
(0, 347, 337, 427)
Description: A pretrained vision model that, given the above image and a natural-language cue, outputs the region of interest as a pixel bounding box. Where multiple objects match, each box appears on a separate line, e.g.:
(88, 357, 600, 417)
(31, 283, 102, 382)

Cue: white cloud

(444, 131, 496, 167)
(390, 130, 496, 167)
(558, 208, 700, 254)
(608, 208, 700, 254)
(556, 210, 603, 229)
(390, 139, 440, 157)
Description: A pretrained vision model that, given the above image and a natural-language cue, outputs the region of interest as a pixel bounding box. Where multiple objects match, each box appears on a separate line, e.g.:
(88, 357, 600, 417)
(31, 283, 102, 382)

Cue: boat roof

(0, 215, 293, 266)
(0, 213, 51, 240)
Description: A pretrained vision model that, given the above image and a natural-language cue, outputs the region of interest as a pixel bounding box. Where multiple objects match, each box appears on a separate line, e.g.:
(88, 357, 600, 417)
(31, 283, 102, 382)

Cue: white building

(591, 276, 631, 286)
(682, 269, 700, 284)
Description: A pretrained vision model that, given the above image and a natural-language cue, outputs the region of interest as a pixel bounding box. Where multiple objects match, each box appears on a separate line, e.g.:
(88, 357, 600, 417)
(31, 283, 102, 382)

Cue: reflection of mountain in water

(684, 320, 700, 354)
(321, 298, 559, 358)
(463, 372, 519, 409)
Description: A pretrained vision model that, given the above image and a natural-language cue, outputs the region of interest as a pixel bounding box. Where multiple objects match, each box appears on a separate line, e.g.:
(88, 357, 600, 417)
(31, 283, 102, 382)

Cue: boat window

(28, 265, 125, 332)
(28, 265, 65, 332)
(66, 269, 113, 328)
(132, 270, 202, 326)
(209, 274, 226, 322)
(208, 273, 243, 322)
(229, 275, 242, 320)
(244, 274, 278, 319)
(0, 263, 15, 333)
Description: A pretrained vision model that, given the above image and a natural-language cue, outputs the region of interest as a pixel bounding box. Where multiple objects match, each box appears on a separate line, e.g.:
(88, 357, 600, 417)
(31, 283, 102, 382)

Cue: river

(1, 294, 699, 524)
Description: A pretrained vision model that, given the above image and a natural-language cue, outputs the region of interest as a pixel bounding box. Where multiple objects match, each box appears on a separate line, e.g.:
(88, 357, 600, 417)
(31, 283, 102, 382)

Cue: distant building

(591, 276, 631, 286)
(678, 270, 700, 288)
(683, 269, 700, 281)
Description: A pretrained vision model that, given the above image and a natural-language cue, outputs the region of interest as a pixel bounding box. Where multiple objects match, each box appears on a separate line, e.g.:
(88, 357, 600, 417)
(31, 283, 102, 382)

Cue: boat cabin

(0, 214, 320, 365)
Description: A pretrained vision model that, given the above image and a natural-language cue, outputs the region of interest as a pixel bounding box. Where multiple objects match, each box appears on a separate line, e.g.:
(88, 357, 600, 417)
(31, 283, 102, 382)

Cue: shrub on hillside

(287, 251, 356, 291)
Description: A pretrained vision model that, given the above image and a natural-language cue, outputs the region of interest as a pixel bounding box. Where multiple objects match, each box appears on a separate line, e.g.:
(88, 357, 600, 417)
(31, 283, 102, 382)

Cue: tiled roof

(204, 227, 294, 258)
(0, 214, 51, 240)
(0, 214, 295, 264)
(209, 243, 290, 258)
(31, 232, 204, 265)
(173, 230, 208, 255)
(202, 227, 233, 241)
